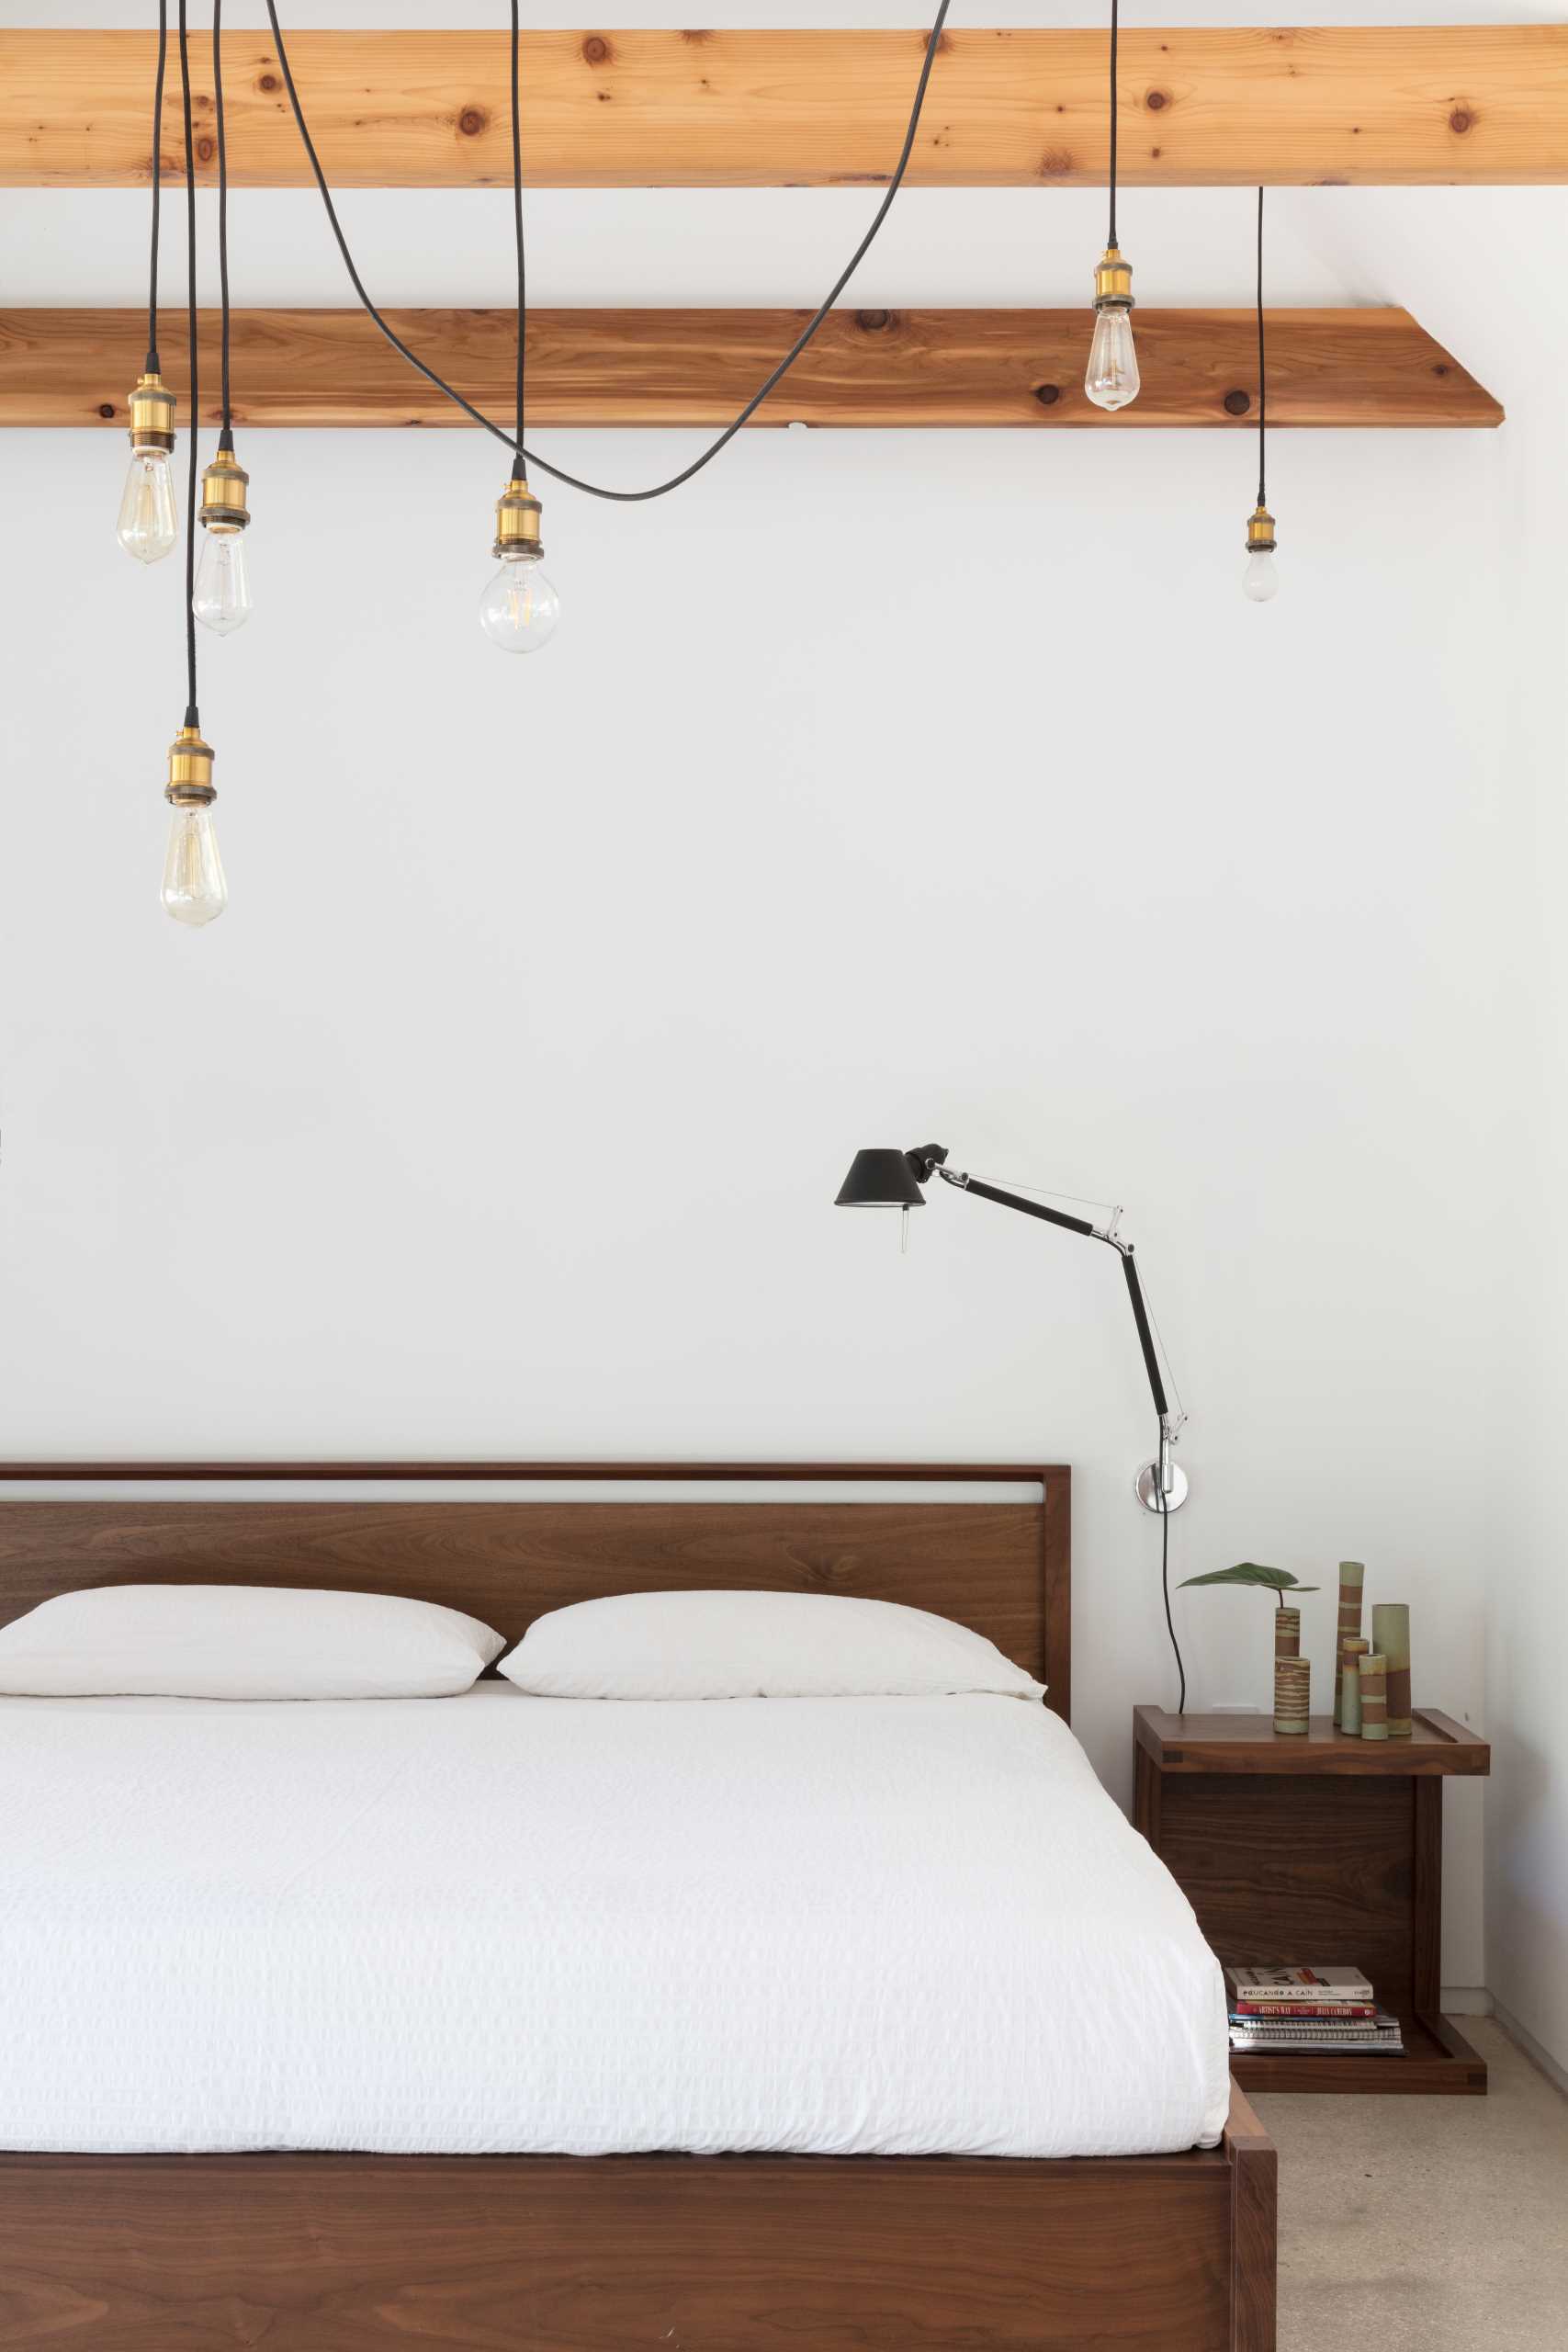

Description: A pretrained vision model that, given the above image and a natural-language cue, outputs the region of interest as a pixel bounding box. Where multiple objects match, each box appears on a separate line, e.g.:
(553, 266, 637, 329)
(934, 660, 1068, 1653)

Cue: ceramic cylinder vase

(1274, 1657, 1310, 1736)
(1371, 1602, 1412, 1736)
(1359, 1651, 1388, 1740)
(1336, 1561, 1365, 1726)
(1275, 1606, 1302, 1662)
(1339, 1636, 1370, 1736)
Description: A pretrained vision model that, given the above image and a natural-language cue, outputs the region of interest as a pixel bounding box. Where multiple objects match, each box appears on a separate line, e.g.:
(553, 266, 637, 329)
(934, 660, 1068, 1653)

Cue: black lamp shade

(834, 1148, 926, 1208)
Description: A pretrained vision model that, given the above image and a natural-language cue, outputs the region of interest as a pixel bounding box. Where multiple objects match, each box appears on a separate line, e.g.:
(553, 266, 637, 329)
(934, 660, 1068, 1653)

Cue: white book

(1225, 1965, 1374, 2006)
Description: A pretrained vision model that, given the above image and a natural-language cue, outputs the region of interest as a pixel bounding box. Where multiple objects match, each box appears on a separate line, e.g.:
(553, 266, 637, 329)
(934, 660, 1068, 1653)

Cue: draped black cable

(509, 0, 525, 462)
(1256, 185, 1267, 508)
(146, 0, 168, 371)
(1157, 1419, 1186, 1714)
(260, 0, 951, 503)
(213, 0, 232, 442)
(1107, 0, 1120, 250)
(178, 0, 199, 721)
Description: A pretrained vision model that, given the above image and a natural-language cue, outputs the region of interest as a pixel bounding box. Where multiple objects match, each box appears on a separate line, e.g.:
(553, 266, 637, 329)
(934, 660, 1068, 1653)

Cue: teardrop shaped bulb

(479, 549, 561, 652)
(118, 448, 177, 563)
(1244, 550, 1279, 604)
(193, 527, 253, 634)
(162, 803, 228, 926)
(1084, 307, 1140, 413)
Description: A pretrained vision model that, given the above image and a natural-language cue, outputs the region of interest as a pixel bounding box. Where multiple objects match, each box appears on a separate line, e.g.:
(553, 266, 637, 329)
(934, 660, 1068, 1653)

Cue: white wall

(11, 0, 1565, 2007)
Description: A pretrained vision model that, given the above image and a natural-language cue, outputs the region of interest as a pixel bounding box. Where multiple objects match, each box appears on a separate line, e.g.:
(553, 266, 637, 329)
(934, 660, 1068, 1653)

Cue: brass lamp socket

(1246, 503, 1278, 553)
(1092, 244, 1134, 312)
(199, 447, 251, 532)
(128, 370, 176, 452)
(165, 724, 216, 808)
(493, 475, 544, 561)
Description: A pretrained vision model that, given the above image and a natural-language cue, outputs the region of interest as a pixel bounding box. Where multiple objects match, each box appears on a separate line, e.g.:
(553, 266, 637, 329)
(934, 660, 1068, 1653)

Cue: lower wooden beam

(0, 308, 1503, 430)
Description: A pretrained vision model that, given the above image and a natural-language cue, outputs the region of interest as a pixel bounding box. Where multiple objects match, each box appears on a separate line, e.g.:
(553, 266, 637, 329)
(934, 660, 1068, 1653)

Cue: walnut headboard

(0, 1462, 1071, 1720)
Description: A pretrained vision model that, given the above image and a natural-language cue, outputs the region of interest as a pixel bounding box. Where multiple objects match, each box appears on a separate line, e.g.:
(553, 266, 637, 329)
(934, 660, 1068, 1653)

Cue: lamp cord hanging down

(1256, 185, 1266, 510)
(260, 0, 951, 502)
(1156, 1415, 1186, 1713)
(146, 0, 168, 373)
(1108, 0, 1119, 252)
(178, 0, 199, 722)
(214, 0, 232, 441)
(510, 0, 525, 461)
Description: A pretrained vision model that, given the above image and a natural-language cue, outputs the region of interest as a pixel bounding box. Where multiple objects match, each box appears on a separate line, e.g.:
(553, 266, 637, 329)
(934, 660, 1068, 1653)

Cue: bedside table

(1134, 1705, 1490, 2095)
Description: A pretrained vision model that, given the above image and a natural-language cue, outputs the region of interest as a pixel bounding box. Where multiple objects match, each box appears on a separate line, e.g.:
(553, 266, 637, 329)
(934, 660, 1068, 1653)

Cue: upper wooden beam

(3, 26, 1566, 189)
(0, 307, 1503, 430)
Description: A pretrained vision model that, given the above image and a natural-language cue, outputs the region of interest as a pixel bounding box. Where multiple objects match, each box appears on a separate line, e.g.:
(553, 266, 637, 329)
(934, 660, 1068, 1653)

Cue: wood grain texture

(5, 27, 1567, 188)
(0, 306, 1504, 432)
(1138, 1710, 1489, 2096)
(1134, 1704, 1491, 1775)
(0, 2143, 1248, 2350)
(0, 1464, 1069, 1711)
(1224, 2086, 1279, 2352)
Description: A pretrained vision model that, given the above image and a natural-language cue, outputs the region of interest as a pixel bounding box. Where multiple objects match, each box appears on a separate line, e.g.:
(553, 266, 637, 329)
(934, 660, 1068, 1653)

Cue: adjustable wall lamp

(835, 1143, 1189, 1514)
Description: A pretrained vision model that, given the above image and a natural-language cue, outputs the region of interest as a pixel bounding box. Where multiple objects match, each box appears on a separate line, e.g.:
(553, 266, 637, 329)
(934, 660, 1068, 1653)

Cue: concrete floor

(1256, 2018, 1568, 2352)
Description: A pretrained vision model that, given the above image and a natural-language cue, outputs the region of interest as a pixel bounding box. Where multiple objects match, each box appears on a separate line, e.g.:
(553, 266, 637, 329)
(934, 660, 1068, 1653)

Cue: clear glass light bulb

(479, 548, 560, 652)
(193, 526, 253, 634)
(1244, 550, 1279, 603)
(162, 803, 228, 927)
(1084, 307, 1140, 412)
(117, 448, 177, 563)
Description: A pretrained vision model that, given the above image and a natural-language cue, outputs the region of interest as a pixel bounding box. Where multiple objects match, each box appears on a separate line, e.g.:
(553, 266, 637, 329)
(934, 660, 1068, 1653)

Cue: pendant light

(1243, 187, 1279, 602)
(118, 0, 177, 561)
(1085, 0, 1139, 413)
(160, 0, 226, 926)
(193, 0, 254, 636)
(479, 0, 560, 652)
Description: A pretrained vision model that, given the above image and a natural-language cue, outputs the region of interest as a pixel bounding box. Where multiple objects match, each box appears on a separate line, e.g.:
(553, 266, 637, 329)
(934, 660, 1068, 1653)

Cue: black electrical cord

(509, 0, 525, 462)
(1256, 185, 1267, 509)
(213, 0, 232, 444)
(177, 0, 199, 723)
(1157, 1427, 1187, 1715)
(1108, 0, 1120, 251)
(260, 0, 952, 502)
(146, 0, 168, 372)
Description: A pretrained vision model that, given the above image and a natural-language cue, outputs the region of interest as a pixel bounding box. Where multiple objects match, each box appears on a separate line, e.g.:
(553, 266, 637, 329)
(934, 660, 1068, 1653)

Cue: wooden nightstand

(1134, 1705, 1491, 2095)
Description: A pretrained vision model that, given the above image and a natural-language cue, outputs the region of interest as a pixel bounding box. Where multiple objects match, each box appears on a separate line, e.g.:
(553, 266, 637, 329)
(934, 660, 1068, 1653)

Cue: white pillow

(0, 1584, 505, 1700)
(497, 1589, 1044, 1702)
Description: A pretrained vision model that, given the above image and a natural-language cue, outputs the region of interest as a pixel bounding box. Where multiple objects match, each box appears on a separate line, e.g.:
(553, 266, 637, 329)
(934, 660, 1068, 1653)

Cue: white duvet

(0, 1685, 1228, 2156)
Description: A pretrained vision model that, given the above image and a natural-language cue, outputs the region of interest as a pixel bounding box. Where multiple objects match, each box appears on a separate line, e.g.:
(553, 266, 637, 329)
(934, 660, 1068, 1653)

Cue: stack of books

(1225, 1966, 1404, 2056)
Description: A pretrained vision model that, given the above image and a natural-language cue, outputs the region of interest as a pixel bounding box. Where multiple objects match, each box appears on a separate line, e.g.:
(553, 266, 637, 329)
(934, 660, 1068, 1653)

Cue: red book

(1233, 2002, 1377, 2020)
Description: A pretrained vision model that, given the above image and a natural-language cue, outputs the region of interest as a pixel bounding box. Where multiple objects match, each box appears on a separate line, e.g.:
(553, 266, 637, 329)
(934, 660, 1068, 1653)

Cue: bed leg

(1225, 2078, 1277, 2352)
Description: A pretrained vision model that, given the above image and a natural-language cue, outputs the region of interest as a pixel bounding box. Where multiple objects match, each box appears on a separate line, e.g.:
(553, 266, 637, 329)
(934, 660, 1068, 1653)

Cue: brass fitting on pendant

(1246, 503, 1278, 553)
(1092, 244, 1134, 312)
(200, 447, 251, 532)
(128, 371, 176, 452)
(493, 475, 544, 562)
(165, 724, 217, 807)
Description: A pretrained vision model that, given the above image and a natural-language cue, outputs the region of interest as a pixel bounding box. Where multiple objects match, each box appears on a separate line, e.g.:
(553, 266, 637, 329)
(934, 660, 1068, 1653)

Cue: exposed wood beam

(2, 27, 1565, 189)
(0, 308, 1503, 431)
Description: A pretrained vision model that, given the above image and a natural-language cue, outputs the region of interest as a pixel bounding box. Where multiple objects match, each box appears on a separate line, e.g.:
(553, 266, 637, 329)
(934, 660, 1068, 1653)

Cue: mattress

(0, 1684, 1229, 2156)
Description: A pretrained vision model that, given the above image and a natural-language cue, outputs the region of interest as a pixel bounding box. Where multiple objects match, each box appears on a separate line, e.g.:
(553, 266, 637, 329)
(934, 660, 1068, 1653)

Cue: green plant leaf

(1177, 1562, 1321, 1593)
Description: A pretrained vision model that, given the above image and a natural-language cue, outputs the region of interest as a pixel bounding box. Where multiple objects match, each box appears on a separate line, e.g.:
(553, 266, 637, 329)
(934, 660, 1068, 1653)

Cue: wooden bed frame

(0, 1461, 1275, 2351)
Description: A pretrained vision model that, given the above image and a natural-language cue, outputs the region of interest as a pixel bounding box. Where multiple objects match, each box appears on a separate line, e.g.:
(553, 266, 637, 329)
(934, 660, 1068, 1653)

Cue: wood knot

(1145, 88, 1168, 110)
(258, 72, 279, 94)
(457, 107, 488, 136)
(1449, 107, 1473, 134)
(1033, 383, 1060, 407)
(1036, 147, 1074, 177)
(582, 35, 613, 65)
(196, 135, 215, 164)
(855, 309, 891, 333)
(1224, 390, 1251, 415)
(678, 28, 713, 41)
(98, 401, 117, 419)
(1433, 362, 1450, 378)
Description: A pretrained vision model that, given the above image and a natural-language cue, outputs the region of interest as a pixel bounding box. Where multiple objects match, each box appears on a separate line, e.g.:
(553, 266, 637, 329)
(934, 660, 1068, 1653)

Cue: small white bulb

(1244, 549, 1279, 604)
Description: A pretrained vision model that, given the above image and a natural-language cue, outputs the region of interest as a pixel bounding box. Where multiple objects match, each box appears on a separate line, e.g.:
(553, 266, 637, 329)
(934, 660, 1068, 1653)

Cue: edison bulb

(479, 548, 560, 652)
(118, 448, 177, 562)
(162, 803, 227, 926)
(1085, 307, 1140, 413)
(193, 526, 253, 634)
(1244, 550, 1279, 603)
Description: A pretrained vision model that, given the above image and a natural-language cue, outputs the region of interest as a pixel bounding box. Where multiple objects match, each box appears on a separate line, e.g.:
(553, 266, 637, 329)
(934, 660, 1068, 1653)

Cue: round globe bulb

(479, 549, 560, 652)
